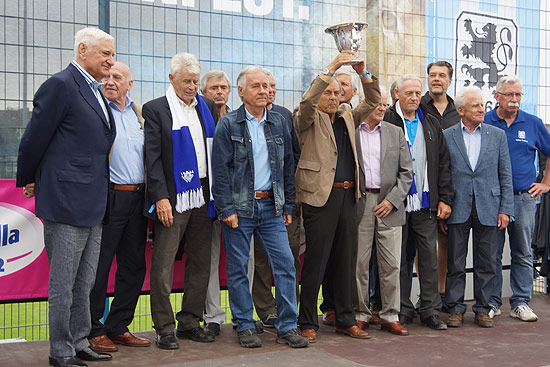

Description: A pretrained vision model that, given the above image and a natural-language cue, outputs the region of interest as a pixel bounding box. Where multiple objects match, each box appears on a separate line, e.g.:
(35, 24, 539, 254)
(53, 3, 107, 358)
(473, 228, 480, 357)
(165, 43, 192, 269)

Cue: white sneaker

(510, 305, 538, 322)
(488, 305, 501, 319)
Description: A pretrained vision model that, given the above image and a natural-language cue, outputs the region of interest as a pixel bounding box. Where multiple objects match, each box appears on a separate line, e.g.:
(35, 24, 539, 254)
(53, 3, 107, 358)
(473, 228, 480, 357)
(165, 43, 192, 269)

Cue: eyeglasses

(378, 103, 390, 108)
(497, 92, 523, 98)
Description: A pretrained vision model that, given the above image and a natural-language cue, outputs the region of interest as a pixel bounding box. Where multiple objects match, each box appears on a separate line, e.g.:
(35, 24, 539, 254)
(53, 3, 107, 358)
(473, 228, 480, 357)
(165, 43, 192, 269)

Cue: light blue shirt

(71, 60, 110, 123)
(461, 121, 482, 170)
(109, 97, 145, 184)
(245, 107, 272, 191)
(404, 112, 419, 145)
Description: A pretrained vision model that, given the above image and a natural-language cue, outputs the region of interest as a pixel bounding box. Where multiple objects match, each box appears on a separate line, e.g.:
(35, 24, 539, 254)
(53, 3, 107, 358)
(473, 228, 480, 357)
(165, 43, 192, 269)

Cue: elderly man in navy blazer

(441, 86, 513, 328)
(17, 27, 116, 367)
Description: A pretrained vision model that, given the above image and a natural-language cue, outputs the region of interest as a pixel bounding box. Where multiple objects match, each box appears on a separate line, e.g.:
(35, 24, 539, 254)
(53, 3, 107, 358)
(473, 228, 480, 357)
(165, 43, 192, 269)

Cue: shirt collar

(71, 60, 101, 87)
(107, 96, 133, 112)
(245, 106, 267, 123)
(360, 121, 381, 132)
(460, 120, 482, 132)
(178, 96, 198, 108)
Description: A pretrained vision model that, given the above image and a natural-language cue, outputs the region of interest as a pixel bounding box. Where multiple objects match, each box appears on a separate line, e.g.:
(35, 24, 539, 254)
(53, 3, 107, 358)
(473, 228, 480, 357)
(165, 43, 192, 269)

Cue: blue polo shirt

(484, 107, 550, 191)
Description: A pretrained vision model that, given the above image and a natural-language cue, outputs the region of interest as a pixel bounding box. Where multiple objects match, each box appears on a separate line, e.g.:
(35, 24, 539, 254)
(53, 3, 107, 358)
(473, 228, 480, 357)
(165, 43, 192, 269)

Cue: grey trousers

(43, 220, 102, 358)
(150, 203, 212, 334)
(399, 210, 442, 319)
(355, 192, 401, 324)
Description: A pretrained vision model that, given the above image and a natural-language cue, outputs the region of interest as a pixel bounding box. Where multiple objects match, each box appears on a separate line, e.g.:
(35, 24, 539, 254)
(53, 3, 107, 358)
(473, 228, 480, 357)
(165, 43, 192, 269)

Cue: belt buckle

(343, 181, 351, 189)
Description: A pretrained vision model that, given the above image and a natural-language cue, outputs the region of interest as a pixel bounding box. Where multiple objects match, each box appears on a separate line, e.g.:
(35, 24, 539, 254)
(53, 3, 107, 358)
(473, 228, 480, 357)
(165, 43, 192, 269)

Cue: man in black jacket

(384, 74, 453, 330)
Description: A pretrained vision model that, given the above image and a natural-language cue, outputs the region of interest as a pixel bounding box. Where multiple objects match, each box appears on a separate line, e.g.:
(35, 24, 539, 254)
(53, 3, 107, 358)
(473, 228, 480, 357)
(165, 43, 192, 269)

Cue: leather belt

(200, 178, 206, 184)
(254, 190, 274, 199)
(333, 181, 355, 189)
(111, 183, 145, 192)
(365, 188, 380, 193)
(514, 190, 529, 195)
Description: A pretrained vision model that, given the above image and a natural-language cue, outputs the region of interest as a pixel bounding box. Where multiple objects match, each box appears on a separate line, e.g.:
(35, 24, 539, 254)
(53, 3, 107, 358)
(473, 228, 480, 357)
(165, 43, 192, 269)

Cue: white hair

(495, 75, 522, 94)
(334, 67, 358, 90)
(455, 86, 483, 109)
(200, 70, 231, 94)
(170, 53, 201, 76)
(74, 27, 114, 59)
(237, 65, 268, 91)
(395, 74, 423, 90)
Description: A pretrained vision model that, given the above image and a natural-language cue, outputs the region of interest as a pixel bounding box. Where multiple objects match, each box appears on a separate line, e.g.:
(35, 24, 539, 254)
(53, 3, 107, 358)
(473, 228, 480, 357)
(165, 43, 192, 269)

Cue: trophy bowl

(325, 22, 368, 64)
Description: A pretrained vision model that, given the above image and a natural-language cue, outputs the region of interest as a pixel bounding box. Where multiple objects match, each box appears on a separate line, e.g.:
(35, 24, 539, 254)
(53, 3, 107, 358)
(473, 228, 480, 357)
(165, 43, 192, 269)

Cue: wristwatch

(322, 68, 334, 77)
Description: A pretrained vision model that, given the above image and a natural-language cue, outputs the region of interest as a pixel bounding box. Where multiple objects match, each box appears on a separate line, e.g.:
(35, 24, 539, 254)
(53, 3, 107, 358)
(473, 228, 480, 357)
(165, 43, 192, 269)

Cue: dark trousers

(150, 184, 212, 334)
(89, 189, 148, 338)
(252, 212, 301, 319)
(299, 188, 357, 330)
(446, 201, 497, 314)
(399, 209, 441, 319)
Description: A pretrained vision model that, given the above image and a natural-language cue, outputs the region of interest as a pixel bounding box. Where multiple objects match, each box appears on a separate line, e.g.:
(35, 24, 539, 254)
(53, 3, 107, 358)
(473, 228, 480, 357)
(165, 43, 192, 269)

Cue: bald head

(102, 61, 133, 110)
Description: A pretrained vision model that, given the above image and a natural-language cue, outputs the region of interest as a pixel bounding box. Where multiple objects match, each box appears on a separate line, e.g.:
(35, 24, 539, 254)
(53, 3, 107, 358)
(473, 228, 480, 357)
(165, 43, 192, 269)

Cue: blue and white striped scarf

(166, 84, 216, 218)
(395, 101, 430, 212)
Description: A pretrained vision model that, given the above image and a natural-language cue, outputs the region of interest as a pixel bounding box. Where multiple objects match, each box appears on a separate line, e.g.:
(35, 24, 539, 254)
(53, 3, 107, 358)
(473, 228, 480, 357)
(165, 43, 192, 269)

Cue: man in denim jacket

(212, 65, 308, 349)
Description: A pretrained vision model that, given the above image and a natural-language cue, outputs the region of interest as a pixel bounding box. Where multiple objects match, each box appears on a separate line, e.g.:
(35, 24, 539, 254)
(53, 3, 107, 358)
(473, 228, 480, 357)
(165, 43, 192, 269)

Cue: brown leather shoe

(447, 312, 464, 327)
(368, 315, 381, 325)
(356, 320, 369, 330)
(475, 312, 495, 328)
(336, 325, 370, 339)
(111, 331, 151, 347)
(322, 310, 336, 326)
(300, 329, 317, 343)
(88, 335, 118, 352)
(381, 321, 409, 336)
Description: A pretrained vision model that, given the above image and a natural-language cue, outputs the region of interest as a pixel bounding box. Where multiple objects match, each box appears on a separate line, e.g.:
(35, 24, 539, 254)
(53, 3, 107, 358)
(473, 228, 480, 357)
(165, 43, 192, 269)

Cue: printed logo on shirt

(181, 170, 194, 183)
(516, 130, 528, 143)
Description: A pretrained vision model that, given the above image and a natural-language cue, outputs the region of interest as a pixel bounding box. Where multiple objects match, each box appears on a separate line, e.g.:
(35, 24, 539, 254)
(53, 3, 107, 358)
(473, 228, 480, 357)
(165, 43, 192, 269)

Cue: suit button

(105, 132, 109, 136)
(332, 168, 335, 172)
(105, 174, 108, 178)
(334, 152, 337, 156)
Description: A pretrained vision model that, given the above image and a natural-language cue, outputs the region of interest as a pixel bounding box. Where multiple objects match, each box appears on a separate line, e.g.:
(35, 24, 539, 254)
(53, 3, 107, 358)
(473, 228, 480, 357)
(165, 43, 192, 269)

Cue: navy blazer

(443, 122, 513, 226)
(17, 63, 115, 227)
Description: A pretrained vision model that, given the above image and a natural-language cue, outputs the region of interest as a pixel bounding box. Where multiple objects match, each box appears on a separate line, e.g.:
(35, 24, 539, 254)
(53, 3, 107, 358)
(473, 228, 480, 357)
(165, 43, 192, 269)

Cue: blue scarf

(167, 85, 216, 219)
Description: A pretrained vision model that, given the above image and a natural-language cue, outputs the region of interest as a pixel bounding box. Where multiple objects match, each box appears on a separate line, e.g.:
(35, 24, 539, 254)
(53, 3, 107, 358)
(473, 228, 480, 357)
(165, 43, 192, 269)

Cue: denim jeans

(490, 193, 536, 309)
(222, 197, 297, 334)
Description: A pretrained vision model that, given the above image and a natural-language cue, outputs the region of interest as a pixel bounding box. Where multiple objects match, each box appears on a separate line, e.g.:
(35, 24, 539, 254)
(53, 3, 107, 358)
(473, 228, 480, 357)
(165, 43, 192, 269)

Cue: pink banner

(0, 179, 228, 301)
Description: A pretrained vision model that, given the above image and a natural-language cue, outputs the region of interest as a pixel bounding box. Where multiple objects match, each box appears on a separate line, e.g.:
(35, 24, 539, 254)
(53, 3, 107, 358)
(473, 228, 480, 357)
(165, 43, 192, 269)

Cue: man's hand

(23, 183, 35, 198)
(325, 50, 360, 75)
(438, 220, 448, 235)
(373, 199, 394, 218)
(498, 213, 510, 230)
(156, 198, 173, 227)
(283, 214, 293, 226)
(350, 55, 366, 78)
(222, 214, 239, 228)
(437, 201, 452, 220)
(528, 182, 550, 200)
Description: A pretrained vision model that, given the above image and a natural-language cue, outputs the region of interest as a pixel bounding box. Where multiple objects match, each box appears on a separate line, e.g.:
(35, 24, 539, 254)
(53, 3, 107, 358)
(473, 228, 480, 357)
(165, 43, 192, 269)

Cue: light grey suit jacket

(443, 122, 513, 226)
(356, 121, 413, 227)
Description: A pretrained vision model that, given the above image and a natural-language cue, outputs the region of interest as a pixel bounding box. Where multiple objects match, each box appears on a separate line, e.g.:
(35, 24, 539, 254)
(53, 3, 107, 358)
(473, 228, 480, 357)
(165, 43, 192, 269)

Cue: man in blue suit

(17, 27, 116, 367)
(441, 86, 513, 328)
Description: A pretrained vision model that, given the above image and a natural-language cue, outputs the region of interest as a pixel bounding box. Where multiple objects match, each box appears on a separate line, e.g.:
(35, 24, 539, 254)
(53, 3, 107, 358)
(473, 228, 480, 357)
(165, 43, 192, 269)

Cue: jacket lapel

(69, 64, 110, 130)
(452, 125, 473, 171)
(380, 123, 388, 167)
(355, 127, 365, 179)
(475, 124, 489, 171)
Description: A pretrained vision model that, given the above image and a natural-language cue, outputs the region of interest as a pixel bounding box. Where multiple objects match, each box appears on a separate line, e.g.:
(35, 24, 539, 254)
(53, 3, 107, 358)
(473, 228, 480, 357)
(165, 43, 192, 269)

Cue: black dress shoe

(75, 347, 112, 361)
(398, 314, 413, 325)
(205, 322, 221, 336)
(156, 333, 179, 350)
(421, 314, 448, 330)
(176, 326, 214, 342)
(48, 356, 87, 367)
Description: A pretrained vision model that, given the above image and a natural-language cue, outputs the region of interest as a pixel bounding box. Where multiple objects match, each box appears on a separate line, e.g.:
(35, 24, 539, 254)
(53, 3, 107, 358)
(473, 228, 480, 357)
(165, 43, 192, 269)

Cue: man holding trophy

(294, 47, 380, 342)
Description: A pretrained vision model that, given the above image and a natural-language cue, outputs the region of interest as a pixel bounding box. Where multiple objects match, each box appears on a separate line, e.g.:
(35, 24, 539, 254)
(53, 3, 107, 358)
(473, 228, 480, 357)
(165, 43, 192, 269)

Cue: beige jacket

(293, 76, 380, 207)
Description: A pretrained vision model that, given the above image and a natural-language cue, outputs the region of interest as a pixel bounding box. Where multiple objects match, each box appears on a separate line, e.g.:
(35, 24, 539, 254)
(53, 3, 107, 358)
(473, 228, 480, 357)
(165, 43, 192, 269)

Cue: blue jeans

(490, 193, 536, 309)
(222, 197, 297, 334)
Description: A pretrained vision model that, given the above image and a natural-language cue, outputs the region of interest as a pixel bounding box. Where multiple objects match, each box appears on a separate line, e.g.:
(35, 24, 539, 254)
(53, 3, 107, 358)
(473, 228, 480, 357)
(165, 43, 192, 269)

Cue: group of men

(16, 27, 550, 367)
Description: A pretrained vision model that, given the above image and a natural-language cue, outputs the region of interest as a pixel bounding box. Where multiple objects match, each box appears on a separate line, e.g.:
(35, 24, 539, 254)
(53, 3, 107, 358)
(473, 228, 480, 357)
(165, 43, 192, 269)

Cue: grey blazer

(443, 122, 513, 226)
(356, 121, 413, 227)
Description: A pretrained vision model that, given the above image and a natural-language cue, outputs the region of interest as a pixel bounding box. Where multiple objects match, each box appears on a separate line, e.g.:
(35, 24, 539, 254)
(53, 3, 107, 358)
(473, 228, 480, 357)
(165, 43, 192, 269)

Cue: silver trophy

(325, 22, 368, 64)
